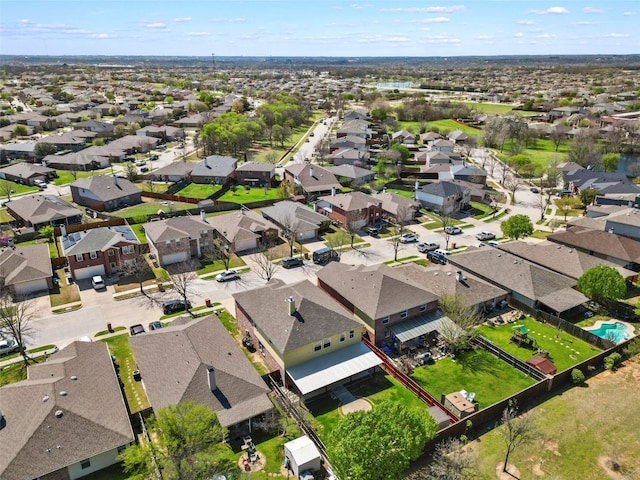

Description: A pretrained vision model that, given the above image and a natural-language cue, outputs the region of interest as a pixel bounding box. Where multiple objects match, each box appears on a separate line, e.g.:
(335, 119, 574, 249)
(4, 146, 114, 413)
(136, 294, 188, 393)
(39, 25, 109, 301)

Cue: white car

(135, 159, 146, 167)
(444, 226, 462, 235)
(417, 242, 440, 253)
(33, 179, 47, 189)
(476, 231, 496, 241)
(216, 269, 240, 282)
(399, 233, 418, 243)
(91, 275, 106, 290)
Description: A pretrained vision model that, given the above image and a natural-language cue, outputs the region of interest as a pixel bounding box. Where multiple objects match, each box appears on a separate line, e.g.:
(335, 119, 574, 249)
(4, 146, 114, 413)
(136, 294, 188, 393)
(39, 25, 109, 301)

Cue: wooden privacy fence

(53, 217, 126, 237)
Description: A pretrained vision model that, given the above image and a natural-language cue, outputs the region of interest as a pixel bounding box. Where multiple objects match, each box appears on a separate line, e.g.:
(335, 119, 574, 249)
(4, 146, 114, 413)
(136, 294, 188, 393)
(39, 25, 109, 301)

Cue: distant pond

(376, 81, 418, 89)
(617, 153, 640, 176)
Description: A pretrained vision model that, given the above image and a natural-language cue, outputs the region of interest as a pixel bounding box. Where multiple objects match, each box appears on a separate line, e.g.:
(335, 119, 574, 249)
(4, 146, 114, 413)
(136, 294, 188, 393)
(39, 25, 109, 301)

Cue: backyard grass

(422, 119, 482, 138)
(476, 317, 602, 372)
(0, 208, 14, 223)
(1, 182, 39, 196)
(130, 223, 147, 243)
(386, 188, 415, 199)
(410, 349, 536, 410)
(196, 254, 246, 276)
(139, 182, 170, 193)
(456, 101, 519, 115)
(100, 333, 150, 414)
(175, 183, 222, 199)
(110, 199, 195, 218)
(498, 138, 569, 170)
(53, 169, 98, 186)
(471, 358, 640, 479)
(49, 269, 81, 307)
(0, 357, 45, 387)
(217, 186, 282, 204)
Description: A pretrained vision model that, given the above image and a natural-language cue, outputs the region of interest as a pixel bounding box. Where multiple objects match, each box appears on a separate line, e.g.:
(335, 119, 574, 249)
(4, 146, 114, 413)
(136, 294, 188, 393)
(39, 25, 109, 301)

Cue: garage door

(161, 251, 189, 266)
(14, 278, 49, 296)
(73, 265, 106, 280)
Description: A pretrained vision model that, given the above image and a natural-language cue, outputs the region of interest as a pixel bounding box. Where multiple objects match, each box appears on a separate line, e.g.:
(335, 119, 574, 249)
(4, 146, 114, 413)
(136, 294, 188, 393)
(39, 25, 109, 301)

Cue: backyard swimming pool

(584, 320, 634, 343)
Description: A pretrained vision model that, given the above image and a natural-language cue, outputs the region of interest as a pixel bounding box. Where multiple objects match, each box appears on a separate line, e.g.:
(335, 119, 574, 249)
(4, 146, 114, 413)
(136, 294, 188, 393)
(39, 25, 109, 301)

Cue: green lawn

(0, 358, 45, 387)
(456, 102, 518, 115)
(100, 333, 150, 413)
(139, 182, 170, 193)
(217, 186, 282, 204)
(418, 119, 482, 138)
(476, 317, 602, 372)
(0, 208, 14, 223)
(410, 349, 536, 409)
(110, 200, 196, 218)
(176, 183, 222, 199)
(1, 182, 39, 196)
(196, 254, 246, 276)
(130, 223, 147, 243)
(53, 169, 101, 186)
(385, 188, 415, 199)
(49, 269, 81, 307)
(498, 138, 569, 170)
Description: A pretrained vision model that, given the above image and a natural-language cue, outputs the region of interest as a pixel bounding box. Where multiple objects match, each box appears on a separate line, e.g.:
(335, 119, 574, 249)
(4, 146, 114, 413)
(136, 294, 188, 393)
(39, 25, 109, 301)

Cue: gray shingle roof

(191, 155, 237, 178)
(143, 216, 213, 244)
(0, 342, 134, 480)
(6, 194, 82, 226)
(0, 244, 52, 287)
(62, 225, 139, 256)
(71, 175, 141, 202)
(417, 180, 468, 196)
(261, 201, 327, 234)
(233, 279, 361, 355)
(129, 315, 273, 427)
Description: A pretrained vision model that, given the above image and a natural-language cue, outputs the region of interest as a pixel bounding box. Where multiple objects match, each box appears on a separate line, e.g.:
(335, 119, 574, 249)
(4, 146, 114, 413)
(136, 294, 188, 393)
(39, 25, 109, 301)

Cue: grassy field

(1, 181, 39, 196)
(471, 358, 640, 479)
(139, 182, 170, 193)
(457, 102, 518, 115)
(53, 169, 99, 186)
(424, 119, 483, 138)
(217, 186, 282, 204)
(111, 199, 196, 218)
(100, 333, 150, 413)
(498, 138, 569, 170)
(410, 349, 536, 409)
(176, 183, 222, 199)
(0, 357, 45, 387)
(476, 317, 602, 373)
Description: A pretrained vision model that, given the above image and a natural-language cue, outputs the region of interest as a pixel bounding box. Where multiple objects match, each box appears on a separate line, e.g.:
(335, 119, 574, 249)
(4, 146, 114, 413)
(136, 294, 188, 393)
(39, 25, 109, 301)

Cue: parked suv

(162, 299, 191, 315)
(444, 226, 462, 235)
(282, 256, 304, 268)
(475, 231, 496, 241)
(91, 275, 106, 290)
(129, 324, 145, 336)
(0, 338, 20, 356)
(399, 233, 418, 243)
(427, 251, 448, 265)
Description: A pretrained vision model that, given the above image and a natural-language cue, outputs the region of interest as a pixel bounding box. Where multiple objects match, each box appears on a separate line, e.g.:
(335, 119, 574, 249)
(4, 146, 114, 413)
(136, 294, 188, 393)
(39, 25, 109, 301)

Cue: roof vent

(497, 253, 502, 257)
(514, 260, 518, 264)
(70, 376, 77, 381)
(43, 395, 49, 402)
(55, 410, 63, 418)
(59, 391, 67, 396)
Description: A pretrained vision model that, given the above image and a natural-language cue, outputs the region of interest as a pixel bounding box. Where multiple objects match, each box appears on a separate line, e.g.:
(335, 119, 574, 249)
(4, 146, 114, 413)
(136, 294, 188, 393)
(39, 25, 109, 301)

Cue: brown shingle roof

(71, 175, 141, 202)
(548, 227, 640, 264)
(0, 244, 52, 287)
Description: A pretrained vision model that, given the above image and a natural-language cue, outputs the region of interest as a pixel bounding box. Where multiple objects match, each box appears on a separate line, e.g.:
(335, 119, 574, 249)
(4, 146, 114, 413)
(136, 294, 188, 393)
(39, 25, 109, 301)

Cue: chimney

(200, 209, 206, 222)
(113, 175, 118, 186)
(60, 224, 67, 238)
(331, 186, 336, 196)
(414, 180, 419, 191)
(286, 296, 296, 316)
(309, 166, 314, 178)
(456, 271, 463, 282)
(206, 365, 217, 392)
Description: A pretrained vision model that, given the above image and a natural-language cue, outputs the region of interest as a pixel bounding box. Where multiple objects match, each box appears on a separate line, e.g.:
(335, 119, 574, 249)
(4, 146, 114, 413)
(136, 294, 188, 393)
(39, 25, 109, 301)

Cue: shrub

(604, 352, 622, 370)
(624, 337, 640, 358)
(571, 368, 585, 385)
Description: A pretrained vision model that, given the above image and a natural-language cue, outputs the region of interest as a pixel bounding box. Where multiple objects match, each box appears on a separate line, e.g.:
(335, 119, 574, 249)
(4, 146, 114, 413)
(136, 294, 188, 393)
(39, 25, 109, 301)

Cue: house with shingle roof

(0, 341, 135, 480)
(233, 279, 380, 399)
(149, 161, 195, 183)
(0, 244, 53, 295)
(191, 155, 237, 185)
(129, 315, 273, 434)
(207, 208, 279, 253)
(6, 194, 83, 230)
(415, 181, 471, 215)
(235, 161, 275, 187)
(372, 190, 420, 223)
(0, 162, 55, 186)
(315, 191, 383, 229)
(284, 163, 342, 198)
(447, 247, 589, 316)
(70, 175, 142, 212)
(325, 164, 375, 185)
(261, 200, 329, 241)
(143, 215, 215, 267)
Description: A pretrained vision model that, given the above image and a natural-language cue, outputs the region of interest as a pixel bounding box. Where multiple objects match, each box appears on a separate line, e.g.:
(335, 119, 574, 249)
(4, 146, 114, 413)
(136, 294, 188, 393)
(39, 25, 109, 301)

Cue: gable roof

(236, 161, 275, 173)
(0, 163, 54, 179)
(191, 155, 237, 178)
(233, 279, 361, 355)
(325, 164, 374, 180)
(373, 191, 420, 217)
(0, 244, 52, 287)
(129, 315, 273, 427)
(207, 209, 278, 246)
(62, 225, 139, 256)
(143, 216, 214, 244)
(316, 263, 438, 319)
(71, 175, 141, 202)
(6, 194, 82, 226)
(548, 227, 640, 264)
(285, 164, 342, 194)
(0, 342, 134, 480)
(261, 201, 327, 234)
(317, 191, 381, 212)
(417, 180, 469, 196)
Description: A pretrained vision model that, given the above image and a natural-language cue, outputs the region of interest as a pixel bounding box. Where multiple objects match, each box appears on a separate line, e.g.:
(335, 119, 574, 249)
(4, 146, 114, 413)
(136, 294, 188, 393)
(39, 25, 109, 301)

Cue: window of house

(108, 250, 115, 256)
(420, 304, 427, 312)
(385, 329, 391, 338)
(314, 342, 322, 352)
(121, 245, 134, 255)
(110, 262, 117, 269)
(382, 316, 390, 325)
(323, 338, 331, 349)
(81, 459, 91, 469)
(75, 254, 83, 262)
(165, 240, 171, 247)
(89, 251, 97, 259)
(400, 310, 408, 319)
(176, 239, 181, 247)
(349, 330, 355, 339)
(340, 334, 346, 343)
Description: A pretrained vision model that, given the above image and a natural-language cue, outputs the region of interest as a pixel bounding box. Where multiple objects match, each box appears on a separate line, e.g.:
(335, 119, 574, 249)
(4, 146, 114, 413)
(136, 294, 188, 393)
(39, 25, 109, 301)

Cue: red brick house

(235, 162, 275, 186)
(315, 191, 383, 229)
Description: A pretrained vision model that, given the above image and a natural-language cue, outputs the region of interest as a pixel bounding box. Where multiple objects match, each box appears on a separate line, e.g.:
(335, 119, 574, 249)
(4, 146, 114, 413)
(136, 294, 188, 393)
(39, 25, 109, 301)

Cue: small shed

(526, 356, 557, 375)
(283, 435, 322, 478)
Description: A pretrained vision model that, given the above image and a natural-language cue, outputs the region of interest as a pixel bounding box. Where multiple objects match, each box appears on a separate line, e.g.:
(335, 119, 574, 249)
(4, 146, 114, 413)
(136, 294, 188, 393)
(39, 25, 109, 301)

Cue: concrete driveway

(76, 278, 117, 308)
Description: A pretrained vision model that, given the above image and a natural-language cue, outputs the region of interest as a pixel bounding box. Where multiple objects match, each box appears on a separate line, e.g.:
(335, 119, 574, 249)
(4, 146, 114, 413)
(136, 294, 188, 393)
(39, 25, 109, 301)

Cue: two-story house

(190, 155, 237, 185)
(233, 279, 381, 400)
(315, 191, 383, 229)
(415, 181, 471, 215)
(142, 214, 215, 267)
(235, 161, 275, 187)
(207, 208, 279, 253)
(284, 164, 342, 198)
(61, 225, 141, 280)
(70, 175, 142, 212)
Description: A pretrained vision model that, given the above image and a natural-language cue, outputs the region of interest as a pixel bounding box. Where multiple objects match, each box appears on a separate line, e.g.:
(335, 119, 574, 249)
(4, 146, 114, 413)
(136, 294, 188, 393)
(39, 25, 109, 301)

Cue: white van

(433, 249, 451, 257)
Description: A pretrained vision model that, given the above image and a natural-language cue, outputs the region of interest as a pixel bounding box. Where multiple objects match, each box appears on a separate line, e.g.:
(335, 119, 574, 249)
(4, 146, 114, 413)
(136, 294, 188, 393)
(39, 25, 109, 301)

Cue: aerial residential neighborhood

(1, 36, 640, 480)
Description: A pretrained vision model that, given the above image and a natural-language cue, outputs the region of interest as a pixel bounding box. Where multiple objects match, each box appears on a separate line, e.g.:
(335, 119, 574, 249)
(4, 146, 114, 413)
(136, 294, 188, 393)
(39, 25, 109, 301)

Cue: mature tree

(92, 137, 105, 147)
(167, 262, 198, 315)
(541, 165, 562, 190)
(389, 143, 411, 163)
(13, 124, 28, 137)
(124, 161, 138, 182)
(0, 293, 35, 368)
(438, 294, 482, 353)
(264, 151, 280, 165)
(122, 254, 154, 295)
(567, 130, 601, 168)
(253, 243, 279, 282)
(39, 225, 55, 243)
(421, 437, 478, 480)
(120, 401, 231, 480)
(500, 214, 533, 240)
(482, 116, 509, 151)
(556, 196, 581, 221)
(499, 402, 537, 473)
(579, 187, 599, 208)
(508, 154, 532, 176)
(325, 229, 348, 261)
(577, 265, 627, 304)
(34, 142, 57, 158)
(0, 180, 14, 201)
(601, 152, 621, 173)
(328, 401, 438, 480)
(439, 210, 455, 249)
(280, 212, 301, 257)
(277, 179, 294, 200)
(549, 128, 565, 152)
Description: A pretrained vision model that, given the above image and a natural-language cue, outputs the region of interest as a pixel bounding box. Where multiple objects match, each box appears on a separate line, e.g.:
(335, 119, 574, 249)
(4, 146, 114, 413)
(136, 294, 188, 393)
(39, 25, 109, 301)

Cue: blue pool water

(588, 322, 629, 343)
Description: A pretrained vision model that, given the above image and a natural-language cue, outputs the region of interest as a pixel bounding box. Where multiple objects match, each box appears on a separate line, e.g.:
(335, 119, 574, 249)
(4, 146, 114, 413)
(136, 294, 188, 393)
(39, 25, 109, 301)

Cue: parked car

(530, 187, 540, 193)
(417, 242, 440, 253)
(216, 269, 240, 282)
(282, 256, 304, 268)
(33, 179, 47, 189)
(426, 251, 448, 264)
(91, 275, 106, 290)
(476, 231, 496, 241)
(558, 190, 573, 197)
(156, 144, 167, 150)
(433, 249, 451, 257)
(129, 324, 145, 336)
(399, 232, 418, 243)
(162, 299, 191, 315)
(135, 159, 146, 166)
(148, 321, 163, 331)
(444, 226, 462, 235)
(0, 338, 20, 356)
(140, 166, 149, 172)
(149, 154, 159, 160)
(367, 226, 380, 236)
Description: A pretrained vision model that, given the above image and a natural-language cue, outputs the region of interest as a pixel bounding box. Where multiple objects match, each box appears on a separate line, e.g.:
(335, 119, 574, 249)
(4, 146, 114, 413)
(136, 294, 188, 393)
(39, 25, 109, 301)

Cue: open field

(471, 357, 640, 479)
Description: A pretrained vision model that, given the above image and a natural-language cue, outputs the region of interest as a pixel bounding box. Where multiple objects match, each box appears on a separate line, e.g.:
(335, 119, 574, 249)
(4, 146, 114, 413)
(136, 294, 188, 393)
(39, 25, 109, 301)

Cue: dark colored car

(129, 324, 145, 336)
(426, 251, 448, 265)
(367, 226, 380, 236)
(162, 299, 191, 315)
(282, 256, 304, 268)
(148, 321, 163, 331)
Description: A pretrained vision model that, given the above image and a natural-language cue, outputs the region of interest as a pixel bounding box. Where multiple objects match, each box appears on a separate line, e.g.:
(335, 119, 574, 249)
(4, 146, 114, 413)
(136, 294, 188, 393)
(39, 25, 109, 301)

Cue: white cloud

(187, 31, 211, 36)
(209, 17, 246, 23)
(425, 35, 461, 44)
(145, 22, 166, 29)
(623, 11, 637, 16)
(174, 17, 192, 23)
(381, 5, 464, 13)
(584, 7, 605, 14)
(517, 20, 535, 25)
(514, 32, 524, 37)
(89, 33, 116, 39)
(350, 3, 372, 9)
(410, 16, 450, 24)
(19, 19, 29, 24)
(530, 7, 570, 15)
(476, 34, 494, 40)
(603, 33, 631, 37)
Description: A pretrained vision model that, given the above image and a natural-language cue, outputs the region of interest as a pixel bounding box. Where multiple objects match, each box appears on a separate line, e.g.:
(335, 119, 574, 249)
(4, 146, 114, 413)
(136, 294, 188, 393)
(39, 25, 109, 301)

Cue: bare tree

(556, 196, 580, 221)
(264, 151, 279, 164)
(345, 210, 368, 249)
(69, 167, 80, 181)
(167, 262, 198, 315)
(461, 137, 478, 160)
(144, 179, 156, 193)
(532, 190, 549, 221)
(499, 401, 537, 473)
(0, 292, 36, 368)
(437, 294, 482, 353)
(421, 437, 478, 480)
(503, 172, 520, 204)
(325, 229, 348, 261)
(549, 128, 565, 152)
(439, 210, 454, 249)
(121, 254, 154, 295)
(204, 239, 233, 271)
(253, 243, 280, 282)
(280, 212, 301, 257)
(124, 161, 137, 182)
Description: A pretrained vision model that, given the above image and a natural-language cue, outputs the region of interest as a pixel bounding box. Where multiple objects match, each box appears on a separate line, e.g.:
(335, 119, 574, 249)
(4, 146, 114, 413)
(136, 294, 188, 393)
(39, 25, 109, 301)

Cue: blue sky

(1, 1, 638, 57)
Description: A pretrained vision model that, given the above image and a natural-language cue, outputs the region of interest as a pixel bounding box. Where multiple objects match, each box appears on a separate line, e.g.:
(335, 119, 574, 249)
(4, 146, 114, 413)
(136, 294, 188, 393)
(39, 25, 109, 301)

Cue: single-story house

(6, 195, 83, 230)
(372, 191, 420, 223)
(150, 162, 195, 183)
(284, 164, 342, 198)
(207, 209, 279, 253)
(70, 175, 142, 212)
(0, 163, 55, 186)
(0, 244, 54, 296)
